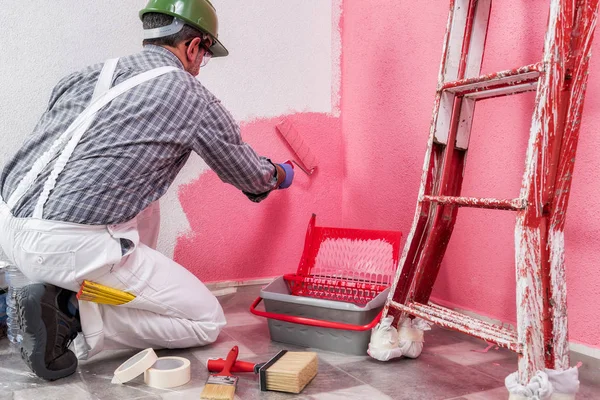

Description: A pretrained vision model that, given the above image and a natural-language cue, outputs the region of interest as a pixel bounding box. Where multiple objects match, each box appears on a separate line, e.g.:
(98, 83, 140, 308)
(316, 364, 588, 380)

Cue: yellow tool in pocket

(77, 280, 136, 305)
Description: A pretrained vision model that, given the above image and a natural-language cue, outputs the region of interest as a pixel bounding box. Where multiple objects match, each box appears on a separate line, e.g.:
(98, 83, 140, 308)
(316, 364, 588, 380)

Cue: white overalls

(0, 59, 226, 360)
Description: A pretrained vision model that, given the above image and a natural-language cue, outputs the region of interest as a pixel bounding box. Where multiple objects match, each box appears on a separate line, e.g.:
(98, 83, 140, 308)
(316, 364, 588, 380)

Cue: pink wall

(175, 113, 343, 282)
(341, 0, 600, 349)
(172, 1, 599, 350)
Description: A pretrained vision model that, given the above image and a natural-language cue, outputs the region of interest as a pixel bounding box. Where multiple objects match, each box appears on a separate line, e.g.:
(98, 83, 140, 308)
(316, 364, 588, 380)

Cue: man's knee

(178, 318, 224, 348)
(202, 309, 227, 344)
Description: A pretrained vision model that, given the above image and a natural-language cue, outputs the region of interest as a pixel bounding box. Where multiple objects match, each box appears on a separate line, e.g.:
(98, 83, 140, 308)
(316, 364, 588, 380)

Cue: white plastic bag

(368, 316, 403, 361)
(506, 370, 553, 399)
(367, 316, 431, 361)
(505, 367, 579, 399)
(546, 367, 579, 397)
(397, 317, 430, 358)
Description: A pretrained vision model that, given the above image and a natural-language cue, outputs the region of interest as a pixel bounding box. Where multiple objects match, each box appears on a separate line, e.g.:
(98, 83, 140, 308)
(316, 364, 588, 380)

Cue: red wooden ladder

(382, 0, 599, 383)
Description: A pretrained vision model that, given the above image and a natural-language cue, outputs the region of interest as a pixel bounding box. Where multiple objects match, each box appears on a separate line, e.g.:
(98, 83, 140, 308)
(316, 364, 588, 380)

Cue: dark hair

(142, 12, 206, 47)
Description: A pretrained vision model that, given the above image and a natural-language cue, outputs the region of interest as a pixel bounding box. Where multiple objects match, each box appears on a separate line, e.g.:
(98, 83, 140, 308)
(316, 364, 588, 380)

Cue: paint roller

(275, 118, 317, 176)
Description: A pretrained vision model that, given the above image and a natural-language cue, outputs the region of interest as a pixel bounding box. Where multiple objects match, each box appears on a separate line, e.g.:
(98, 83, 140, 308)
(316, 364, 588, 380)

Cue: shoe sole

(18, 284, 78, 381)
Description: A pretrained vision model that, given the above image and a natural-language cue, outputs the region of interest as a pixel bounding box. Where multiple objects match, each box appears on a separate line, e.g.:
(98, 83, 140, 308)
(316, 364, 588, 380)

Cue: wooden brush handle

(217, 346, 239, 376)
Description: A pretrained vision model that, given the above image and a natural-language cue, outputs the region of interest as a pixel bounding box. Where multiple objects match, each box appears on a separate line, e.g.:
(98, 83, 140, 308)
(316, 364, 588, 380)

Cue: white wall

(0, 0, 339, 259)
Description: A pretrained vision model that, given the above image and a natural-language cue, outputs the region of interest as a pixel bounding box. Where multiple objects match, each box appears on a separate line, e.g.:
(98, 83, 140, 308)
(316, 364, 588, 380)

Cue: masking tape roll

(112, 348, 158, 384)
(144, 356, 191, 389)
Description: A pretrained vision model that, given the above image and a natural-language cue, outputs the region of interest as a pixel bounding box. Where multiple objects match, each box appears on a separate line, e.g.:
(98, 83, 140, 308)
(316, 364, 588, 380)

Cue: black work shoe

(17, 284, 81, 381)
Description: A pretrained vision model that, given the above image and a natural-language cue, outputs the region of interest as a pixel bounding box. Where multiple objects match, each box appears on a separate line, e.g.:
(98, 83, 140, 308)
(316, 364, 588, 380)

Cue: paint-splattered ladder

(383, 0, 599, 384)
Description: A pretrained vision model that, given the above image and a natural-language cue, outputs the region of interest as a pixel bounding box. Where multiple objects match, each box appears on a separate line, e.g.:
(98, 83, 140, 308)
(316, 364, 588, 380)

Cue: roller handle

(207, 358, 258, 373)
(250, 297, 382, 331)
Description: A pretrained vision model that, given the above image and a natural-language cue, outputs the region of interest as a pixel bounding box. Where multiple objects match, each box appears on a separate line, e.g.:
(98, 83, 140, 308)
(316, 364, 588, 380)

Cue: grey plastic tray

(260, 277, 389, 355)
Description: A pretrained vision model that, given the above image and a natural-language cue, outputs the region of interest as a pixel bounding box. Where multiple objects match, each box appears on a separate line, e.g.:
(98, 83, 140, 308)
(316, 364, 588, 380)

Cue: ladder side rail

(384, 0, 464, 323)
(515, 0, 575, 383)
(411, 0, 490, 304)
(435, 0, 472, 145)
(385, 149, 442, 323)
(546, 0, 600, 371)
(413, 0, 480, 298)
(465, 0, 493, 78)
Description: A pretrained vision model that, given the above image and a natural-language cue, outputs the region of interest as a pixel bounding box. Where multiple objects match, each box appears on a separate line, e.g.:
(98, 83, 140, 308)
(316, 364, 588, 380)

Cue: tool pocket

(20, 249, 75, 271)
(19, 247, 76, 288)
(15, 229, 77, 288)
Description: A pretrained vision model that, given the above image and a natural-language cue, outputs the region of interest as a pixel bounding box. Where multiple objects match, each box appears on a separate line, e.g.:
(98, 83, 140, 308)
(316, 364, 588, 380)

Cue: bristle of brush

(265, 352, 318, 394)
(199, 383, 236, 400)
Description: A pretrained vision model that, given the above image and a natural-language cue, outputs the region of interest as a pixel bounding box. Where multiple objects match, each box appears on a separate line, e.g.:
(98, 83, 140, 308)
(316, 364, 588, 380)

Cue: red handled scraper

(200, 346, 239, 400)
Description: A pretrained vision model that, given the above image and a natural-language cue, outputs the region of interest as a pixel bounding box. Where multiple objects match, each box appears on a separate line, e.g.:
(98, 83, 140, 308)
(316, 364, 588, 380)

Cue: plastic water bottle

(5, 264, 31, 344)
(0, 264, 7, 340)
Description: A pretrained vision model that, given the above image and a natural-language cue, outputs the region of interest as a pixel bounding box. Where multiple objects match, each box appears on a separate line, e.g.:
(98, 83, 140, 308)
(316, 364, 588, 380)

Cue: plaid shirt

(0, 46, 277, 225)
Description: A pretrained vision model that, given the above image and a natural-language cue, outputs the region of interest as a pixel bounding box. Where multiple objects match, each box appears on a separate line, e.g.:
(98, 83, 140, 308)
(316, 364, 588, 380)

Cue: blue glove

(277, 162, 294, 189)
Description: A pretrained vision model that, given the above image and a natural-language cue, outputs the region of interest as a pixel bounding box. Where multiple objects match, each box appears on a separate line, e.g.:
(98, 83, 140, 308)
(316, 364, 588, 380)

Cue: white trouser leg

(94, 201, 226, 351)
(0, 197, 225, 359)
(94, 242, 226, 351)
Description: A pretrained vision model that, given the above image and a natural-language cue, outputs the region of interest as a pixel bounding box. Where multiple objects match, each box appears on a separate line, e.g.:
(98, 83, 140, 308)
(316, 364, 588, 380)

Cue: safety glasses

(186, 38, 213, 67)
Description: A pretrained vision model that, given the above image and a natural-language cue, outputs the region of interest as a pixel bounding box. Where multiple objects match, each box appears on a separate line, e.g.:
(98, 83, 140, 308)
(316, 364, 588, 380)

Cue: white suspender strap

(7, 58, 121, 211)
(32, 65, 178, 219)
(91, 58, 119, 102)
(8, 61, 178, 219)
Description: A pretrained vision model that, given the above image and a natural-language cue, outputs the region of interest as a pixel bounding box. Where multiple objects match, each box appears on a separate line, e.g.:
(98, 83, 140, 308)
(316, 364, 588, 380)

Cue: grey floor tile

(573, 353, 600, 398)
(2, 284, 600, 399)
(223, 322, 307, 357)
(190, 336, 259, 365)
(0, 341, 16, 356)
(336, 353, 504, 400)
(305, 348, 369, 367)
(422, 326, 485, 350)
(427, 341, 513, 367)
(219, 285, 269, 312)
(224, 310, 267, 328)
(305, 384, 393, 399)
(0, 393, 12, 400)
(464, 352, 519, 381)
(576, 370, 600, 400)
(13, 382, 95, 400)
(445, 386, 508, 400)
(577, 386, 600, 399)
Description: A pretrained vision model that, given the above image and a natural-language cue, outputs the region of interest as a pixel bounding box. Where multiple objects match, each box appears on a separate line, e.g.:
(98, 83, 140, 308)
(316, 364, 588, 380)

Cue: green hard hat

(140, 0, 228, 57)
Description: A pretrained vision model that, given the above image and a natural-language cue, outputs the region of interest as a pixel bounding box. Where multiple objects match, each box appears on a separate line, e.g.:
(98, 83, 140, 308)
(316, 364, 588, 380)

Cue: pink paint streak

(174, 113, 343, 282)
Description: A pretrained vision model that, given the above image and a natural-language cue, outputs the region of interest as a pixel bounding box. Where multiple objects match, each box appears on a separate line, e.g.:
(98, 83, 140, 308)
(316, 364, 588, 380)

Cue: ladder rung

(389, 300, 522, 353)
(441, 63, 541, 100)
(421, 195, 526, 210)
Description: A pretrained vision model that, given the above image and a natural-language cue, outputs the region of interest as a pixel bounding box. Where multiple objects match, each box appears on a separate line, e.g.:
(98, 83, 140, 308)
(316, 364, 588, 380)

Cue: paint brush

(207, 350, 318, 394)
(200, 345, 239, 400)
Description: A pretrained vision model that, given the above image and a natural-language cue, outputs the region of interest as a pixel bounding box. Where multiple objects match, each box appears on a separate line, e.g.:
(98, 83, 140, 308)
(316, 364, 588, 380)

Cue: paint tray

(251, 214, 402, 355)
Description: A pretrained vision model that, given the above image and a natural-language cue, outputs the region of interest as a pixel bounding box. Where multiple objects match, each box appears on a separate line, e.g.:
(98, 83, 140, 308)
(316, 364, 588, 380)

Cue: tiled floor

(1, 285, 599, 399)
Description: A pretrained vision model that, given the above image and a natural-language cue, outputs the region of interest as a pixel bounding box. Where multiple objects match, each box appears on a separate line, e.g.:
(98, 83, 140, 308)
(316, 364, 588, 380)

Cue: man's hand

(275, 161, 294, 189)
